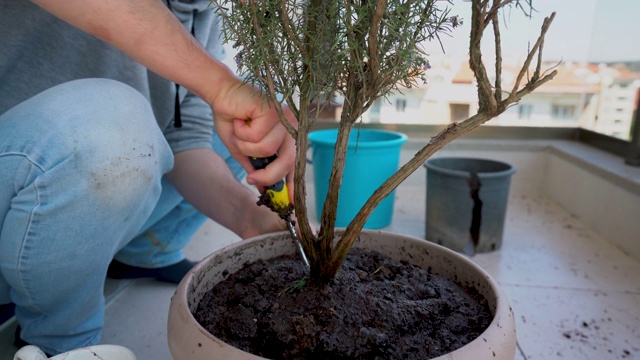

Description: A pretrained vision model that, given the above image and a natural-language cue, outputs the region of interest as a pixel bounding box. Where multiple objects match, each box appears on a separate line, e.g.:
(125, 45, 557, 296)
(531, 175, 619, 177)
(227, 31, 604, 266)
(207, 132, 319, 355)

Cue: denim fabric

(115, 131, 246, 268)
(0, 79, 182, 355)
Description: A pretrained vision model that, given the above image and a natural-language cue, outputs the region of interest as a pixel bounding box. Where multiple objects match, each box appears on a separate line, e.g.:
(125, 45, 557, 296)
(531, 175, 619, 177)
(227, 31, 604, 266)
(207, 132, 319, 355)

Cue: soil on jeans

(194, 248, 492, 359)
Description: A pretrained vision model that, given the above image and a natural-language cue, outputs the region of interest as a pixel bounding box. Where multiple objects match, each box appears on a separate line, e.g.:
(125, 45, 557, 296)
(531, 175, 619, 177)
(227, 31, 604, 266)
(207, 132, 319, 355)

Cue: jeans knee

(51, 79, 163, 144)
(1, 79, 174, 209)
(62, 80, 174, 206)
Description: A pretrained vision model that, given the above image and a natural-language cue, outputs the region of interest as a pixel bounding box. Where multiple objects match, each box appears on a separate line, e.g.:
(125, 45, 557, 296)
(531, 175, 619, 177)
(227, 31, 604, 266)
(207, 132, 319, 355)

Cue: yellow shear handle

(248, 155, 291, 212)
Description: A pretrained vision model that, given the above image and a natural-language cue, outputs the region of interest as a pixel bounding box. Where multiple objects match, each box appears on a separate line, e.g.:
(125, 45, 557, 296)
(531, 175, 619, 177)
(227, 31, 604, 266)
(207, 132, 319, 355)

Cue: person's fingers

(245, 145, 294, 188)
(211, 86, 297, 192)
(213, 119, 261, 184)
(232, 118, 288, 158)
(236, 106, 297, 190)
(234, 100, 297, 140)
(232, 108, 279, 143)
(218, 124, 291, 191)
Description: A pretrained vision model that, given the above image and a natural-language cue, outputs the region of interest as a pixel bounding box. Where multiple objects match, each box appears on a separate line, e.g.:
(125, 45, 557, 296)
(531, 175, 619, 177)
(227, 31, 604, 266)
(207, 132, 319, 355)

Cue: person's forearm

(165, 149, 286, 239)
(32, 0, 236, 104)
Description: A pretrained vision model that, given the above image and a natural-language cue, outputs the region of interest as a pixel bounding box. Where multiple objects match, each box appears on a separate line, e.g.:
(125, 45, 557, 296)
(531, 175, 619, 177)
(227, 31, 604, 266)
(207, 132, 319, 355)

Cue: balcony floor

(1, 140, 639, 360)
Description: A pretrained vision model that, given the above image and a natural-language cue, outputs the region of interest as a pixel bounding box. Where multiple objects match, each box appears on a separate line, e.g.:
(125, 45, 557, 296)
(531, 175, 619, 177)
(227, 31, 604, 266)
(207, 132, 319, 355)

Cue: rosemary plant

(210, 0, 556, 282)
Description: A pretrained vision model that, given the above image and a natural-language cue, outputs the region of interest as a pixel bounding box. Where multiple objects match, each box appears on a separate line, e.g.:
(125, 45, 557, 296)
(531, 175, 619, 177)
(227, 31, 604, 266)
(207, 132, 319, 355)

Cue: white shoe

(13, 344, 136, 360)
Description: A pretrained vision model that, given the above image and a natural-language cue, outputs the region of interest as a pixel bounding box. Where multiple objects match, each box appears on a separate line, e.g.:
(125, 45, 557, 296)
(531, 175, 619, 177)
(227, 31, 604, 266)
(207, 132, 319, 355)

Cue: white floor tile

(506, 285, 640, 360)
(101, 280, 175, 360)
(471, 195, 640, 293)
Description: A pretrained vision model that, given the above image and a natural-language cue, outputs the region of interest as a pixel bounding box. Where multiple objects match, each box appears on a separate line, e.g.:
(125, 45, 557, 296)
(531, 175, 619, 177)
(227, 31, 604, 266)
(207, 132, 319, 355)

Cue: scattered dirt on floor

(559, 317, 637, 359)
(195, 248, 492, 359)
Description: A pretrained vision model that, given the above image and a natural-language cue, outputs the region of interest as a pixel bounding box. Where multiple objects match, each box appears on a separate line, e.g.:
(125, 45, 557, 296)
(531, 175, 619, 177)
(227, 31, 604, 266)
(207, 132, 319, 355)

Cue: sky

(421, 0, 640, 63)
(221, 0, 640, 72)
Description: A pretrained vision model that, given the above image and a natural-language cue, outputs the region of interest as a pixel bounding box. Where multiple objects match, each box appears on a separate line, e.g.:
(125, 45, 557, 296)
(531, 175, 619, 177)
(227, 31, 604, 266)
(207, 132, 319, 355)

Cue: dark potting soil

(194, 248, 492, 359)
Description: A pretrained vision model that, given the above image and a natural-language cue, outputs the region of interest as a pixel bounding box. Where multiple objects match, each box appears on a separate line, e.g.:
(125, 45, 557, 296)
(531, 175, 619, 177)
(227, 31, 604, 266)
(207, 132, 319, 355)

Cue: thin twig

(280, 0, 308, 58)
(506, 12, 556, 103)
(482, 0, 514, 30)
(533, 37, 544, 82)
(249, 5, 299, 137)
(513, 70, 557, 99)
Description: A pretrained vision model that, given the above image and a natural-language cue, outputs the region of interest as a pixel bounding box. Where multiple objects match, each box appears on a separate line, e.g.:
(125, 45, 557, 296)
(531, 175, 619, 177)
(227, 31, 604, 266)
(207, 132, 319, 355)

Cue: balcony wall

(408, 138, 640, 261)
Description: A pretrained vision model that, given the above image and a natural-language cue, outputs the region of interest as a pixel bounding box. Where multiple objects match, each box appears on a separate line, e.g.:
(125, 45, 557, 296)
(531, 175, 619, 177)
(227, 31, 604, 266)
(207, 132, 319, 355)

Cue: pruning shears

(248, 155, 309, 268)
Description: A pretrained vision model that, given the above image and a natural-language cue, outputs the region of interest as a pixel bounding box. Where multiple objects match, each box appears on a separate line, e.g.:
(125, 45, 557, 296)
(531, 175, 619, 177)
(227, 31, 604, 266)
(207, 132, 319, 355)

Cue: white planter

(168, 230, 516, 360)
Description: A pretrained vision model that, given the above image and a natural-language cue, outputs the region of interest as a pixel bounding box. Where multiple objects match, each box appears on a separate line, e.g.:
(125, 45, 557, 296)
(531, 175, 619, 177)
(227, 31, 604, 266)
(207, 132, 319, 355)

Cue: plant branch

(469, 0, 497, 112)
(367, 0, 387, 89)
(292, 111, 315, 256)
(482, 0, 514, 30)
(329, 114, 493, 272)
(492, 12, 502, 103)
(533, 37, 544, 81)
(506, 11, 555, 104)
(280, 0, 308, 59)
(512, 69, 557, 99)
(329, 63, 557, 271)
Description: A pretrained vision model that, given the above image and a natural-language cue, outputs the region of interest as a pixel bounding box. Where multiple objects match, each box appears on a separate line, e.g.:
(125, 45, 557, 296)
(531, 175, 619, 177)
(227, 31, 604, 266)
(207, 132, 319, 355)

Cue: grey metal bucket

(423, 157, 516, 254)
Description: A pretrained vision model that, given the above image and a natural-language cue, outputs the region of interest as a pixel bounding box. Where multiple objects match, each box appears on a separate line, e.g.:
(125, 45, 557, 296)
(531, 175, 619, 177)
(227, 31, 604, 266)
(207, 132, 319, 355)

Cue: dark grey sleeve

(163, 1, 227, 154)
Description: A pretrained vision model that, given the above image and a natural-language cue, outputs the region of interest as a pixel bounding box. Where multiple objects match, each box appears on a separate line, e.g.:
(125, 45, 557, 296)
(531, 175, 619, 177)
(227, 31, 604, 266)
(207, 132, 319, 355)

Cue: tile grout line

(516, 341, 529, 359)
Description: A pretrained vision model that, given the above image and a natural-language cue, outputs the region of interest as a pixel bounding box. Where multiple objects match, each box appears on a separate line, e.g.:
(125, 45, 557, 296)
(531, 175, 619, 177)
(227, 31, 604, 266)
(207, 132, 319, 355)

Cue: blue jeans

(0, 79, 244, 355)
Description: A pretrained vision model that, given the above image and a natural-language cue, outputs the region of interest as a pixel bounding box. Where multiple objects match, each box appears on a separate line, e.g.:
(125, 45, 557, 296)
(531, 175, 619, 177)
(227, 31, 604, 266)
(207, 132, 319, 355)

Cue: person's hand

(208, 77, 297, 201)
(240, 205, 287, 240)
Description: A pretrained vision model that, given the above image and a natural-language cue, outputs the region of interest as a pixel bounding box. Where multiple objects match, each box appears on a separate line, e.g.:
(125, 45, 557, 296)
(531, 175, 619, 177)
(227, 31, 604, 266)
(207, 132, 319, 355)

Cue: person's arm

(32, 0, 226, 100)
(31, 0, 296, 192)
(166, 149, 286, 239)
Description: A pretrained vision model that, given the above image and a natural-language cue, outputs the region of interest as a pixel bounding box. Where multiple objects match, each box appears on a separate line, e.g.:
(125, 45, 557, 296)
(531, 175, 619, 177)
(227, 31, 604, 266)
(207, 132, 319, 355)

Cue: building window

(518, 104, 533, 120)
(551, 105, 575, 120)
(396, 99, 406, 112)
(449, 103, 470, 122)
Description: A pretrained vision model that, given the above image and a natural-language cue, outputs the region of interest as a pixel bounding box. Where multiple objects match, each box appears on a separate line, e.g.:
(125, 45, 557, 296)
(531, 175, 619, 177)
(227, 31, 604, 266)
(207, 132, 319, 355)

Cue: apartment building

(351, 57, 640, 139)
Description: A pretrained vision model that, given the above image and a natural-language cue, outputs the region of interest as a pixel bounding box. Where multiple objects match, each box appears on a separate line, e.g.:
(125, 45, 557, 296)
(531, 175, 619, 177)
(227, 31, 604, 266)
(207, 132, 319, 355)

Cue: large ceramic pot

(168, 230, 516, 359)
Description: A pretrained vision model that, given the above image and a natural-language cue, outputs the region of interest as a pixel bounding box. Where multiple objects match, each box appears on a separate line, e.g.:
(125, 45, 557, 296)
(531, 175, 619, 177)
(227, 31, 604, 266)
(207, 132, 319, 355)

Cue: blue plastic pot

(308, 129, 407, 229)
(424, 157, 516, 253)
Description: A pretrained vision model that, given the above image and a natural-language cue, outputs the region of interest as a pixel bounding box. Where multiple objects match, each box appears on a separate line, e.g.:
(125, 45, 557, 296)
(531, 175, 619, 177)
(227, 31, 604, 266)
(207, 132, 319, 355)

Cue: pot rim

(308, 128, 408, 148)
(424, 157, 516, 179)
